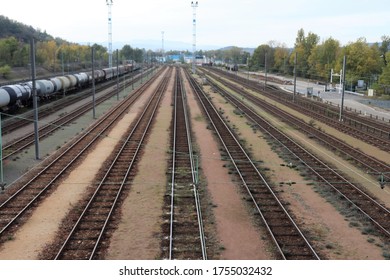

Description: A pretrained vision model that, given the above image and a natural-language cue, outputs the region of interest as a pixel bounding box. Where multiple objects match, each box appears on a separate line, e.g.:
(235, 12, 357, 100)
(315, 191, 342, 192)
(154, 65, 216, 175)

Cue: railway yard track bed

(0, 66, 389, 260)
(203, 83, 386, 259)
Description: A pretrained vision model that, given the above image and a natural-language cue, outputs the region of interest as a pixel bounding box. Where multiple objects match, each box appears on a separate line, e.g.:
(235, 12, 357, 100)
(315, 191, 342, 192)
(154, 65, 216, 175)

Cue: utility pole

(191, 1, 198, 74)
(293, 52, 297, 102)
(161, 31, 165, 64)
(116, 49, 119, 100)
(92, 47, 96, 119)
(106, 0, 113, 68)
(0, 113, 4, 192)
(264, 52, 268, 90)
(339, 55, 346, 122)
(30, 37, 40, 160)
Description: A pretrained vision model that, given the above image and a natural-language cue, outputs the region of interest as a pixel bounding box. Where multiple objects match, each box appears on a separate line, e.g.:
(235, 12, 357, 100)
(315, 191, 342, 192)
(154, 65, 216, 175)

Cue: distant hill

(0, 15, 57, 42)
(219, 46, 256, 54)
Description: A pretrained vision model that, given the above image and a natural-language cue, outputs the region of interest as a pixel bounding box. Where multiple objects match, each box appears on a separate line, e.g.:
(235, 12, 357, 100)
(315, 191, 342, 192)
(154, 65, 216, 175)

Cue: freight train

(0, 64, 135, 111)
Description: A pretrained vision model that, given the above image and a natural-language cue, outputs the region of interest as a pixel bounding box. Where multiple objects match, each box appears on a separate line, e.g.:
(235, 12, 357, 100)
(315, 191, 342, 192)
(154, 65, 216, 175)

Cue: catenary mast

(191, 1, 198, 74)
(106, 0, 113, 68)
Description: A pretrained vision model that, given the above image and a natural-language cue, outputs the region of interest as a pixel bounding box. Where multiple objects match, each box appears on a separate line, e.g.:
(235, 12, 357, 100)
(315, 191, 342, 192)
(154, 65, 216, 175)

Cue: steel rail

(168, 68, 207, 260)
(0, 68, 163, 238)
(54, 68, 172, 260)
(180, 69, 207, 260)
(2, 71, 150, 160)
(210, 67, 390, 136)
(186, 69, 320, 260)
(208, 77, 390, 238)
(203, 69, 390, 182)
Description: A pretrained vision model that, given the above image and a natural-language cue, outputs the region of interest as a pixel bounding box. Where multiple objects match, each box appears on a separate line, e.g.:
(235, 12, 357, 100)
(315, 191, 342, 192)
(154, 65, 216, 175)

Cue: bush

(0, 65, 11, 78)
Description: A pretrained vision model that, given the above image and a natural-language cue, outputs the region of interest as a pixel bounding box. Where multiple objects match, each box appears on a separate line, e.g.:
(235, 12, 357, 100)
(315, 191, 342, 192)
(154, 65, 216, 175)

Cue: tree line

(206, 29, 390, 95)
(0, 16, 159, 79)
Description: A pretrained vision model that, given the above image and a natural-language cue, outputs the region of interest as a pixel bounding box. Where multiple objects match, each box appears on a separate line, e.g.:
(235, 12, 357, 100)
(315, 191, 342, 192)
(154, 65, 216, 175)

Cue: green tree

(0, 36, 19, 66)
(290, 28, 319, 78)
(273, 44, 290, 74)
(0, 65, 11, 78)
(343, 38, 382, 88)
(379, 35, 390, 66)
(250, 44, 274, 71)
(378, 52, 390, 94)
(308, 37, 341, 81)
(120, 44, 134, 61)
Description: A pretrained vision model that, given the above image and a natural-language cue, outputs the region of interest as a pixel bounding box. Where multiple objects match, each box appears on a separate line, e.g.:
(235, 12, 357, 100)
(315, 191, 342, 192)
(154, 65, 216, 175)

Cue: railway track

(1, 69, 142, 135)
(2, 70, 150, 161)
(204, 73, 390, 240)
(208, 68, 390, 149)
(203, 69, 390, 183)
(53, 67, 172, 260)
(0, 67, 165, 244)
(186, 69, 320, 260)
(161, 68, 207, 260)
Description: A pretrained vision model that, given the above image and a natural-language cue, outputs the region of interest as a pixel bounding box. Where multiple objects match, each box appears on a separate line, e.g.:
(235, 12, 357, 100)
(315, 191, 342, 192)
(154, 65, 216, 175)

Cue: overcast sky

(1, 0, 389, 50)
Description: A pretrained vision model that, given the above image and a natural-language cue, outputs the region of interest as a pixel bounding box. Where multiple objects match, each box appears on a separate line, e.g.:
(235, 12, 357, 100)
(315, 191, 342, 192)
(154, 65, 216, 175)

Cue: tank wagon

(0, 64, 135, 111)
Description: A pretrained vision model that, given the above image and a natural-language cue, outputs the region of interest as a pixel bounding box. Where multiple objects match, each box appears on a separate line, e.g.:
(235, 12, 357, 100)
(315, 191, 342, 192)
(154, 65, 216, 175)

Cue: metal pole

(339, 55, 347, 122)
(191, 1, 198, 74)
(132, 60, 134, 90)
(264, 51, 267, 90)
(0, 113, 5, 191)
(161, 31, 165, 63)
(293, 52, 297, 102)
(247, 56, 250, 81)
(123, 73, 126, 94)
(30, 38, 40, 160)
(116, 49, 119, 100)
(106, 0, 113, 68)
(92, 47, 96, 119)
(61, 50, 64, 76)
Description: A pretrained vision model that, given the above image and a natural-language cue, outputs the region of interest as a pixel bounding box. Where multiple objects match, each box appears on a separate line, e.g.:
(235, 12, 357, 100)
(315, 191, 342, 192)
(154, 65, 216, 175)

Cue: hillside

(0, 15, 56, 42)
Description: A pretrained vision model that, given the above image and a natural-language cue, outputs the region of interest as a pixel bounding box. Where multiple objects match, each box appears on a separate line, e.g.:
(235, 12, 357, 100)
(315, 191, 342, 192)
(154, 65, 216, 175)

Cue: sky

(1, 0, 390, 50)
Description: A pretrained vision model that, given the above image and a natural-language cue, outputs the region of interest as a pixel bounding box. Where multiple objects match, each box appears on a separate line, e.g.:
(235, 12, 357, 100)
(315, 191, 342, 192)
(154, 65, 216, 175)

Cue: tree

(120, 44, 134, 61)
(290, 28, 319, 78)
(308, 37, 341, 81)
(0, 65, 11, 78)
(379, 35, 390, 66)
(0, 36, 19, 66)
(226, 47, 243, 64)
(250, 44, 274, 71)
(36, 40, 57, 69)
(273, 43, 290, 74)
(343, 38, 382, 88)
(378, 52, 390, 94)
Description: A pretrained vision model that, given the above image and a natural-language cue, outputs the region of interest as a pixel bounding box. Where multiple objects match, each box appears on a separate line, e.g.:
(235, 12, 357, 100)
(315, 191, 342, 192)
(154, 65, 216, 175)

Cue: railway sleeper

(72, 230, 101, 240)
(60, 251, 92, 260)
